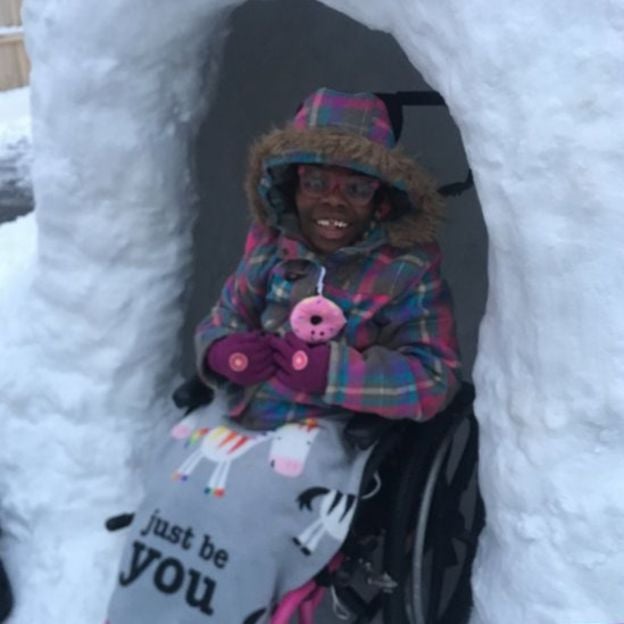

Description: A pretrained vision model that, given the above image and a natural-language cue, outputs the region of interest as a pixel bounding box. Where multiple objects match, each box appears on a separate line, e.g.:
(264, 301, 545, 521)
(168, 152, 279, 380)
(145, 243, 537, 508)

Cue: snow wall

(0, 0, 622, 623)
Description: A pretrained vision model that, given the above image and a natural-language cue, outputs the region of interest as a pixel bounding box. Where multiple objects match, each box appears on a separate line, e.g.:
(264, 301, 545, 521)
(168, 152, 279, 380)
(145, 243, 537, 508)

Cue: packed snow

(0, 1, 623, 623)
(0, 213, 35, 292)
(0, 87, 29, 127)
(0, 27, 24, 37)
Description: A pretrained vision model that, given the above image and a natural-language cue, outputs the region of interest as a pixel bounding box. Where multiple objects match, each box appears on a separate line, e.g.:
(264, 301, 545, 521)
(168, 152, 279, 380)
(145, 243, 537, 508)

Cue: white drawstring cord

(316, 265, 327, 295)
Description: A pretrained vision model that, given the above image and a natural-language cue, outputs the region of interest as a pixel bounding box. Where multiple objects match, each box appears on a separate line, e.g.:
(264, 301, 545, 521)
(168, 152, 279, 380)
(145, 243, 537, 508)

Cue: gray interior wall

(183, 0, 488, 379)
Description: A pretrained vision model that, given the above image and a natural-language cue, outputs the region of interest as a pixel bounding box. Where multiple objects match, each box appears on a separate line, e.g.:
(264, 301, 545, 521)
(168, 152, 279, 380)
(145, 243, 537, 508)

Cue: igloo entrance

(179, 2, 488, 621)
(182, 0, 488, 381)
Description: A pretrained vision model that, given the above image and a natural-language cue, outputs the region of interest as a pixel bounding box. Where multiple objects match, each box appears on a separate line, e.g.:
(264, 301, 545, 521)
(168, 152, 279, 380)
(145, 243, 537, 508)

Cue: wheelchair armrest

(343, 413, 396, 450)
(172, 375, 215, 410)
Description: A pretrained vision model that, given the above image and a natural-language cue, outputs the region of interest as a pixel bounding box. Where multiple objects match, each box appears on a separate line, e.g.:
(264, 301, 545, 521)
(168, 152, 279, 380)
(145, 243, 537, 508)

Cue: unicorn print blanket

(106, 397, 371, 623)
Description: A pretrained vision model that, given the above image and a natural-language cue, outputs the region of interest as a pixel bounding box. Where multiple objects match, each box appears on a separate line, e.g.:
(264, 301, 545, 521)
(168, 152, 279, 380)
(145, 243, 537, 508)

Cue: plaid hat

(292, 88, 397, 149)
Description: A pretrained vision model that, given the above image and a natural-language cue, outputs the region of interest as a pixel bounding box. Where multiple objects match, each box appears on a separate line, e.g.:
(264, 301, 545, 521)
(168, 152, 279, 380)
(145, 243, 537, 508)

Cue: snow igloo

(1, 0, 623, 623)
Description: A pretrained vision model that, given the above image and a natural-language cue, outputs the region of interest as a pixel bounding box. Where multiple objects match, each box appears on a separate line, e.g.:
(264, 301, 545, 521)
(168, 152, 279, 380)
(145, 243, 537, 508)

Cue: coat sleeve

(322, 250, 461, 421)
(194, 222, 278, 381)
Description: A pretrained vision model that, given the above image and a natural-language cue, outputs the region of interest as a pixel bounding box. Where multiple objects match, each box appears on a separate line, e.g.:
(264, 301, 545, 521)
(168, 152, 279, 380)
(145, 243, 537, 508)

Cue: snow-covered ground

(0, 87, 29, 135)
(0, 87, 32, 221)
(0, 85, 35, 331)
(0, 211, 35, 293)
(0, 86, 35, 327)
(1, 1, 624, 624)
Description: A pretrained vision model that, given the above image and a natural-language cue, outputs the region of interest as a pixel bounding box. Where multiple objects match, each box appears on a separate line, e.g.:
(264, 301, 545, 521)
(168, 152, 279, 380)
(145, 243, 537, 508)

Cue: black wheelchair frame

(0, 558, 11, 623)
(167, 377, 485, 624)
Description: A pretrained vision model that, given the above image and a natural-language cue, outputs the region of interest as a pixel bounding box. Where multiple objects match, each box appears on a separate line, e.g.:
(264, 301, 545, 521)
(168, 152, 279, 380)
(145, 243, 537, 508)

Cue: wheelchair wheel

(382, 411, 484, 624)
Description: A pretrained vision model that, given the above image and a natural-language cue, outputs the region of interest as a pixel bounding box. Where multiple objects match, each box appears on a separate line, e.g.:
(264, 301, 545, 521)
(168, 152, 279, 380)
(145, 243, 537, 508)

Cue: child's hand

(269, 333, 330, 394)
(206, 331, 275, 386)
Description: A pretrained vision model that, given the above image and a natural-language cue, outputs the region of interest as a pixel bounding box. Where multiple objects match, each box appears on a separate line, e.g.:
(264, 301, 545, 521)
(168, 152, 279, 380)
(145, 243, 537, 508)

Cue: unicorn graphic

(268, 419, 321, 477)
(170, 415, 322, 496)
(172, 424, 270, 496)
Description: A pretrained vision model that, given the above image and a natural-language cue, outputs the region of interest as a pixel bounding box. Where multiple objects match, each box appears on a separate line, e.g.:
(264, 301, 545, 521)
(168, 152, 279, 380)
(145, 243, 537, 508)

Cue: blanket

(105, 397, 372, 624)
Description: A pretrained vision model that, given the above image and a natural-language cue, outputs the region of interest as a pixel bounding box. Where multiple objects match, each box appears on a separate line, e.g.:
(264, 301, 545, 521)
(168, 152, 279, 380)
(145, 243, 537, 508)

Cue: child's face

(294, 165, 379, 255)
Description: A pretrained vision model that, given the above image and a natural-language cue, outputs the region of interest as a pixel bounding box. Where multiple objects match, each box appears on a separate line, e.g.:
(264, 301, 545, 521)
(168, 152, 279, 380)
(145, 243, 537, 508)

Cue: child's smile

(295, 165, 377, 254)
(312, 215, 352, 240)
(297, 201, 373, 253)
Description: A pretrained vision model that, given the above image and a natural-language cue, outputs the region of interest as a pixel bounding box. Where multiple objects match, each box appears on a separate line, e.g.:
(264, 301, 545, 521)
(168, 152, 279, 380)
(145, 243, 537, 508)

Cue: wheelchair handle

(172, 375, 215, 410)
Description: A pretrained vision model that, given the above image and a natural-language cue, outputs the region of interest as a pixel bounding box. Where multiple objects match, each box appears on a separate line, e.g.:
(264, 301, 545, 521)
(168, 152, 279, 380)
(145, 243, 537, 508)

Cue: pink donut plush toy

(289, 266, 346, 344)
(290, 295, 346, 344)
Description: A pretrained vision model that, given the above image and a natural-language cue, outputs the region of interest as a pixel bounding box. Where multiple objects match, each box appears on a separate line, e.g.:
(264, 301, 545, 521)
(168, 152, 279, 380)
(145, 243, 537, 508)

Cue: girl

(106, 87, 460, 624)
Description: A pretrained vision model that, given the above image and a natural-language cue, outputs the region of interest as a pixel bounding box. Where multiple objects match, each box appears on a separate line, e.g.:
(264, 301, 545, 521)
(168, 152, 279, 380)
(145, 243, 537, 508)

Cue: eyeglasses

(297, 165, 380, 206)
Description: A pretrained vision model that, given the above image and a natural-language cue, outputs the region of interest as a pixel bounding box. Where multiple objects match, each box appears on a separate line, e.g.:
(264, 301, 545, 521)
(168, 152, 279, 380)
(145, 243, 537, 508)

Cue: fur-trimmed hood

(244, 125, 445, 249)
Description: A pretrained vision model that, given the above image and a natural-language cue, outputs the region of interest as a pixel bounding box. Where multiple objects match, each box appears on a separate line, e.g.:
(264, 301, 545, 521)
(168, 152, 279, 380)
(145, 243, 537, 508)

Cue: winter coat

(195, 88, 461, 429)
(196, 219, 460, 430)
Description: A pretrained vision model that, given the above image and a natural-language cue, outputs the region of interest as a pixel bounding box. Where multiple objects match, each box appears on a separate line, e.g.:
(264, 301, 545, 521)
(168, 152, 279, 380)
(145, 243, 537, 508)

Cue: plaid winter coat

(195, 88, 461, 429)
(195, 218, 460, 428)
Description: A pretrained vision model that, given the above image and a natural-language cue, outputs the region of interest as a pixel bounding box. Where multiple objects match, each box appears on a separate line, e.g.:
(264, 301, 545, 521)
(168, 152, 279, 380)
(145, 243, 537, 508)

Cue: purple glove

(270, 332, 330, 394)
(206, 331, 275, 386)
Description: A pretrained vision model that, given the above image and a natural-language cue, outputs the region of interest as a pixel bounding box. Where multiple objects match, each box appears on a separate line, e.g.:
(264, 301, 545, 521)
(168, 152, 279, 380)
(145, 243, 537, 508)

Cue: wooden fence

(0, 0, 30, 91)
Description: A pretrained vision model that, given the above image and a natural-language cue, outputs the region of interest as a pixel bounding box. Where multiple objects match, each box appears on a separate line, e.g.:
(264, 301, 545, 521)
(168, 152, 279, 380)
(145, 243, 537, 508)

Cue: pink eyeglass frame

(297, 165, 380, 203)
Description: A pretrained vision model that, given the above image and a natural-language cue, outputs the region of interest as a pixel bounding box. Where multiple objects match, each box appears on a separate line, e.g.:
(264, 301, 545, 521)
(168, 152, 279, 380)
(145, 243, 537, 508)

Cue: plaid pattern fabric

(293, 88, 396, 148)
(195, 222, 461, 428)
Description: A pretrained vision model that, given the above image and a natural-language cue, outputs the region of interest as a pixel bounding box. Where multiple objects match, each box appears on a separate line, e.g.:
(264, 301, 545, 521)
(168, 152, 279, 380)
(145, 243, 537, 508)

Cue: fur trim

(244, 126, 444, 248)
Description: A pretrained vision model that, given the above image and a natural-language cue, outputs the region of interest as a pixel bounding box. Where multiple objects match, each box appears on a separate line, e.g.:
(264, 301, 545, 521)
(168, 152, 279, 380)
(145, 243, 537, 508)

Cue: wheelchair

(164, 377, 485, 624)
